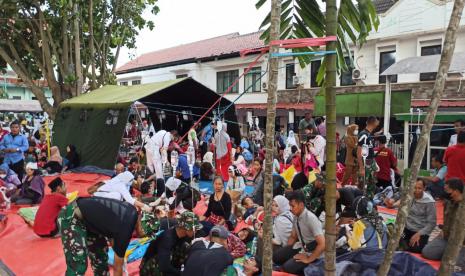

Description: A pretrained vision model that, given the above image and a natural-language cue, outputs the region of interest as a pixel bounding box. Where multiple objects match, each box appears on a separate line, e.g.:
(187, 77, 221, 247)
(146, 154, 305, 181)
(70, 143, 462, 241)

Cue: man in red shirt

(33, 177, 68, 237)
(444, 131, 465, 182)
(375, 135, 398, 190)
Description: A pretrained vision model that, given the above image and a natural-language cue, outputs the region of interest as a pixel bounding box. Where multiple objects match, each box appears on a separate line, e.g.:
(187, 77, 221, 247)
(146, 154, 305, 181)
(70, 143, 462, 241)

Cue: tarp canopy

(53, 78, 239, 169)
(0, 99, 42, 112)
(314, 91, 411, 117)
(381, 52, 465, 75)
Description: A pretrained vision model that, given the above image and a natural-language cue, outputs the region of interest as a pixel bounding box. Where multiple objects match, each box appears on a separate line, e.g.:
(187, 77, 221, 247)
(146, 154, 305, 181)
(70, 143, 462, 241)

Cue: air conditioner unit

(352, 69, 362, 80)
(292, 76, 302, 86)
(262, 82, 268, 90)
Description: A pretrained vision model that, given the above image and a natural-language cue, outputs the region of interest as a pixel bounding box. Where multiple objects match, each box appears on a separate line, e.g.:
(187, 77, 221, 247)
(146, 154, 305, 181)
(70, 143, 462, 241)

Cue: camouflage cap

(178, 211, 202, 231)
(141, 212, 161, 239)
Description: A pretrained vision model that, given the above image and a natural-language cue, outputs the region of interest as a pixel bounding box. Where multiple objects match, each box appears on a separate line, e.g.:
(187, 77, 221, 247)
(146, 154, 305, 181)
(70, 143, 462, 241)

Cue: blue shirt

(202, 124, 213, 143)
(177, 154, 200, 180)
(0, 133, 29, 164)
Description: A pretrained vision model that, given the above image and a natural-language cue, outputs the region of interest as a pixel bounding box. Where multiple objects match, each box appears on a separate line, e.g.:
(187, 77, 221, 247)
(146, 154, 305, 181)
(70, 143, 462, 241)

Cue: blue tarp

(304, 248, 464, 276)
(198, 180, 254, 195)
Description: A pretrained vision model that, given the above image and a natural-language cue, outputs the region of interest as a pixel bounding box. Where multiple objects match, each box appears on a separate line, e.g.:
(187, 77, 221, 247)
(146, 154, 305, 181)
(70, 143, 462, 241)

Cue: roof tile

(116, 32, 264, 74)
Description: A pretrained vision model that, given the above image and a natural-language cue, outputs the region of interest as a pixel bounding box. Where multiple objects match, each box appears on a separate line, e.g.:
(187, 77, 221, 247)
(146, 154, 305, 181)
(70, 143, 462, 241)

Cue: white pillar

(383, 78, 391, 136)
(403, 120, 409, 171)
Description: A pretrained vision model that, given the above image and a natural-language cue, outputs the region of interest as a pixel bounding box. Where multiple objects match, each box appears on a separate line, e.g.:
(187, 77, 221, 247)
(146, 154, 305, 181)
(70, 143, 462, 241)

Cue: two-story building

(116, 0, 465, 168)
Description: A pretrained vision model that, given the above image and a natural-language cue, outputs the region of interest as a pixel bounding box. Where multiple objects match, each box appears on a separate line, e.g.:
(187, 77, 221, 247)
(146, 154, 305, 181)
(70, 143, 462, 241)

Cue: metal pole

(403, 120, 409, 171)
(384, 77, 391, 136)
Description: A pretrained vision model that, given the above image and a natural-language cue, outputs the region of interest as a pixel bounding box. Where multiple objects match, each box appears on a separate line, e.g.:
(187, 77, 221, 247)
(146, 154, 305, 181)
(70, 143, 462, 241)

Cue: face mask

(0, 174, 6, 179)
(354, 130, 359, 136)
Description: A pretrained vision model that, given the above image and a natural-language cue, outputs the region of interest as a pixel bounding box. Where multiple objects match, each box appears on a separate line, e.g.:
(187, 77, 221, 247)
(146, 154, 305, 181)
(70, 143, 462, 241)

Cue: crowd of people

(0, 119, 81, 208)
(1, 113, 464, 275)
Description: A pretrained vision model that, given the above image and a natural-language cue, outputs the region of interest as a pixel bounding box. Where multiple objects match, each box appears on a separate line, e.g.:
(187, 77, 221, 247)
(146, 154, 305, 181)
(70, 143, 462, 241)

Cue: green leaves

(256, 0, 379, 87)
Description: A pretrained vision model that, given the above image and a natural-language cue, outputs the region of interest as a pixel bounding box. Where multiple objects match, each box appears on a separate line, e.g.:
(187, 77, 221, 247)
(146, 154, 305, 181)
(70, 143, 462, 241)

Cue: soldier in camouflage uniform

(140, 211, 202, 276)
(357, 116, 381, 200)
(300, 173, 325, 215)
(59, 197, 138, 276)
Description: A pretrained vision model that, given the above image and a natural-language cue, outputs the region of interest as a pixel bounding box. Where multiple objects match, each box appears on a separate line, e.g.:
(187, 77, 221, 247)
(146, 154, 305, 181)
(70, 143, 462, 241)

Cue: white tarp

(0, 99, 42, 112)
(381, 52, 465, 75)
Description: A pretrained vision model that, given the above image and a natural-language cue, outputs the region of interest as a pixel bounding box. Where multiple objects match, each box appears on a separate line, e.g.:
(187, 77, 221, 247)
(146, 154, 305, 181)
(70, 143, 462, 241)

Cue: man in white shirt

(150, 130, 178, 179)
(449, 119, 465, 146)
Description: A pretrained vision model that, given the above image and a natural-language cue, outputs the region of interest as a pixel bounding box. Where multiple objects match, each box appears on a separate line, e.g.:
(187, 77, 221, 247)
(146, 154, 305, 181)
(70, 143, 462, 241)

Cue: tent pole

(383, 77, 391, 136)
(403, 120, 409, 171)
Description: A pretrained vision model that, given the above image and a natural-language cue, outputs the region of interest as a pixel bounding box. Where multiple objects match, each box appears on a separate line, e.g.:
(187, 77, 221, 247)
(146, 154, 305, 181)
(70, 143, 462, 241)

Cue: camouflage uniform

(301, 174, 325, 214)
(139, 211, 202, 276)
(140, 212, 161, 239)
(359, 159, 377, 200)
(58, 201, 109, 276)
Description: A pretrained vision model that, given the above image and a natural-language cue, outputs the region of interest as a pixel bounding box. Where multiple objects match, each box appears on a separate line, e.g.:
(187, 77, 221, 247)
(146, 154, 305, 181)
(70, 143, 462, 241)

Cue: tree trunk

(262, 0, 281, 275)
(438, 199, 465, 275)
(73, 1, 83, 96)
(377, 0, 465, 275)
(324, 0, 338, 275)
(89, 0, 96, 90)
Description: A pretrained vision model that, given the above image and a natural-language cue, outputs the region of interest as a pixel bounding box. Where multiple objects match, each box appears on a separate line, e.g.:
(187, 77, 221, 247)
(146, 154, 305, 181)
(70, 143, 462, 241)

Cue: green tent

(53, 78, 239, 169)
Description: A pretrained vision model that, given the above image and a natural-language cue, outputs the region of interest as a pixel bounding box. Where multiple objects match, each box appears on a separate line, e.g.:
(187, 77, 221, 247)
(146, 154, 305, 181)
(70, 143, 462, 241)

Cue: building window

(310, 60, 322, 88)
(286, 63, 296, 89)
(244, 67, 262, 93)
(217, 70, 239, 93)
(120, 81, 128, 86)
(176, 74, 188, 79)
(379, 50, 398, 84)
(340, 57, 355, 86)
(132, 80, 141, 85)
(420, 45, 442, 81)
(12, 96, 21, 100)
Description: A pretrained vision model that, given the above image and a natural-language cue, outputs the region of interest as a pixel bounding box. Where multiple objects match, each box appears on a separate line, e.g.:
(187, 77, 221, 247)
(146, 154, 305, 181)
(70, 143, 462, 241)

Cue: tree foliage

(0, 0, 159, 117)
(256, 0, 379, 85)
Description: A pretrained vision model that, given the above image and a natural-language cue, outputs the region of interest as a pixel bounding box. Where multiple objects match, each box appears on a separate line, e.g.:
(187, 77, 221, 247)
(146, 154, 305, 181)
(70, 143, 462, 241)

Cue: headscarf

(203, 152, 214, 165)
(0, 164, 14, 177)
(49, 146, 63, 164)
(215, 123, 230, 159)
(287, 131, 298, 147)
(353, 196, 384, 236)
(104, 171, 134, 188)
(165, 176, 182, 191)
(273, 195, 290, 215)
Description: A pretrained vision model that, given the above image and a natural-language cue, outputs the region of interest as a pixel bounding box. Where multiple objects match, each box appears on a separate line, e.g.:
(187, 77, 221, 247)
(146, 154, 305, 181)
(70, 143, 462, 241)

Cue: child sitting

(33, 177, 68, 237)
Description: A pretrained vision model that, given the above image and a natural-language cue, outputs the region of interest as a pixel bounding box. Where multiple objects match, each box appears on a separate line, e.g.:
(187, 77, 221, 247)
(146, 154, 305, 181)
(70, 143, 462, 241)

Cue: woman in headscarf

(63, 144, 80, 171)
(11, 162, 45, 204)
(200, 152, 215, 181)
(43, 146, 63, 174)
(214, 123, 232, 181)
(0, 163, 21, 196)
(287, 130, 298, 148)
(272, 195, 293, 251)
(94, 171, 151, 212)
(341, 124, 359, 186)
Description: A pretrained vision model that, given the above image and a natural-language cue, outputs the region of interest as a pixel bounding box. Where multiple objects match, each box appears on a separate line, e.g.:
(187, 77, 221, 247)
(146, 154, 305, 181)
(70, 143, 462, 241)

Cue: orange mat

(0, 173, 143, 276)
(377, 200, 444, 225)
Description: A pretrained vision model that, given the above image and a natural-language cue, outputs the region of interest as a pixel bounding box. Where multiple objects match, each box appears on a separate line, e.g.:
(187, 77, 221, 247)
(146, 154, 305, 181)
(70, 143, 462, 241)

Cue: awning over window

(235, 103, 313, 110)
(314, 91, 411, 117)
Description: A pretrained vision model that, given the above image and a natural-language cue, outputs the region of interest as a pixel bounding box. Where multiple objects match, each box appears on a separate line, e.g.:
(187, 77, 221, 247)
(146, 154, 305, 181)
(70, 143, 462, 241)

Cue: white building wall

(117, 0, 465, 104)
